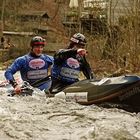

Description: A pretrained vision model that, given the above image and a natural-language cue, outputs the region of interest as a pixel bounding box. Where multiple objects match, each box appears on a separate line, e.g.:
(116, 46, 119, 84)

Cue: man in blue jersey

(5, 36, 54, 94)
(50, 33, 94, 93)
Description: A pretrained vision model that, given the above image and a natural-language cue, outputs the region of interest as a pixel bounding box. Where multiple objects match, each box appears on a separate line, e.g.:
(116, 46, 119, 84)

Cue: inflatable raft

(55, 75, 140, 112)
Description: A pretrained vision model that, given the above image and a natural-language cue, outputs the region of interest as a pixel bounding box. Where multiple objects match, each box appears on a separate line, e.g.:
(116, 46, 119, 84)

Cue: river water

(0, 71, 140, 140)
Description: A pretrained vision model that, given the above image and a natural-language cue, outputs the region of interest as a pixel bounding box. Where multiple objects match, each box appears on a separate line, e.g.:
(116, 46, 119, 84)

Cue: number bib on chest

(60, 67, 79, 79)
(27, 69, 48, 79)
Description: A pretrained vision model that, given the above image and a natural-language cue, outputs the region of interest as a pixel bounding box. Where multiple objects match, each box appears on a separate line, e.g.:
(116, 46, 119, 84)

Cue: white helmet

(70, 33, 87, 46)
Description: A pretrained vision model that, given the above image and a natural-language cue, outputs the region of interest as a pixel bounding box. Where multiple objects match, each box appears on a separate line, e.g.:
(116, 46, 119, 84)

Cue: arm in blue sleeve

(4, 57, 25, 86)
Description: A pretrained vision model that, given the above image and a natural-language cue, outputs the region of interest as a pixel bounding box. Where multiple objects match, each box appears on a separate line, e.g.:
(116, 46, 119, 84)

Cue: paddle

(31, 75, 51, 87)
(6, 72, 95, 96)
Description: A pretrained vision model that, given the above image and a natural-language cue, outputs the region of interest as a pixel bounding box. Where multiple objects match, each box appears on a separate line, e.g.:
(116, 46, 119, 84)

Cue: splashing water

(0, 71, 140, 140)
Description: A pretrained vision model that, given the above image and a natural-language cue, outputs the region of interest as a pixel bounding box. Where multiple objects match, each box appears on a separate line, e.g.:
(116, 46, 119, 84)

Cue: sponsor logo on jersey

(29, 59, 45, 69)
(67, 58, 79, 68)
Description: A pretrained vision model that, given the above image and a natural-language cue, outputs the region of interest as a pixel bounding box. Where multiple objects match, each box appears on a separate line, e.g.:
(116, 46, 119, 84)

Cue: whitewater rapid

(0, 71, 140, 140)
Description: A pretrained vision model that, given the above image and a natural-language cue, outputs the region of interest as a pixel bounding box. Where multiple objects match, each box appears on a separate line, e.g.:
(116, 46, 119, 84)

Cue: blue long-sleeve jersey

(51, 49, 93, 84)
(5, 53, 54, 90)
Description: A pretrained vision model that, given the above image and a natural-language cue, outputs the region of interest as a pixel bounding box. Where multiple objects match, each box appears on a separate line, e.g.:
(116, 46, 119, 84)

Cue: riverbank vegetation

(0, 0, 139, 77)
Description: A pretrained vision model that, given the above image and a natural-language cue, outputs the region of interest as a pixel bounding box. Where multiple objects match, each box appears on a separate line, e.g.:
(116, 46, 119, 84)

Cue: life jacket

(22, 54, 53, 89)
(5, 53, 53, 90)
(52, 57, 81, 83)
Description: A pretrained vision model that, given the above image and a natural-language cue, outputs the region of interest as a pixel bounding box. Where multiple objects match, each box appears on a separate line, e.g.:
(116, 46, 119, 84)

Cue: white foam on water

(0, 71, 140, 140)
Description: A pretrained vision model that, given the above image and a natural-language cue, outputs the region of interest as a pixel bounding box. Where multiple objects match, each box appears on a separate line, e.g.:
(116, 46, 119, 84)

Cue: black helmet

(70, 33, 87, 46)
(30, 36, 45, 47)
